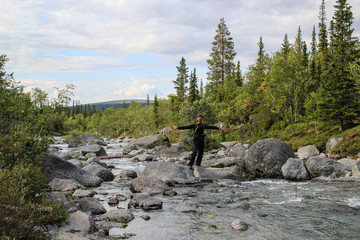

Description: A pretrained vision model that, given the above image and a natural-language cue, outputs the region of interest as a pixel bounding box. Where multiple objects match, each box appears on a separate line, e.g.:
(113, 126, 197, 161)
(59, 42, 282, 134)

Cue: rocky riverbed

(44, 134, 360, 240)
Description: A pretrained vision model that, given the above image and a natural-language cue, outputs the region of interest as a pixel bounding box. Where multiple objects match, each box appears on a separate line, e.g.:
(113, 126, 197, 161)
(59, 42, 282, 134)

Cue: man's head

(196, 113, 203, 123)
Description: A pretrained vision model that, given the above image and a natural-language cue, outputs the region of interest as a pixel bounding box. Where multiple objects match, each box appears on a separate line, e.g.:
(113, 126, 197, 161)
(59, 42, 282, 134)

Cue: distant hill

(83, 99, 152, 112)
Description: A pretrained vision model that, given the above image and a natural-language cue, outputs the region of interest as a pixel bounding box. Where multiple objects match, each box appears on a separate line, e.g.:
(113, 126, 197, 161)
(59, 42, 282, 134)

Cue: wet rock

(68, 134, 107, 148)
(240, 138, 296, 179)
(296, 145, 320, 160)
(140, 215, 151, 221)
(108, 197, 119, 206)
(79, 197, 107, 215)
(193, 166, 242, 181)
(282, 158, 310, 181)
(141, 162, 197, 184)
(78, 144, 107, 157)
(83, 157, 108, 168)
(66, 211, 97, 234)
(49, 178, 84, 191)
(236, 202, 251, 210)
(120, 169, 138, 179)
(116, 194, 128, 201)
(134, 153, 154, 161)
(42, 154, 103, 187)
(231, 220, 249, 231)
(123, 134, 170, 153)
(100, 209, 135, 223)
(160, 143, 184, 160)
(82, 162, 115, 181)
(305, 156, 350, 178)
(163, 190, 178, 196)
(128, 193, 163, 210)
(130, 176, 171, 194)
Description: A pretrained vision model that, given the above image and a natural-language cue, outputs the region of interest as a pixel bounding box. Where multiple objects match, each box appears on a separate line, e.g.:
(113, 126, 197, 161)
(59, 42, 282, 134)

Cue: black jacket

(178, 123, 219, 139)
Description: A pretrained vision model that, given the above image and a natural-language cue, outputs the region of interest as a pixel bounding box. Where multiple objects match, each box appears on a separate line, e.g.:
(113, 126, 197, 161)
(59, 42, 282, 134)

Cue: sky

(2, 0, 360, 104)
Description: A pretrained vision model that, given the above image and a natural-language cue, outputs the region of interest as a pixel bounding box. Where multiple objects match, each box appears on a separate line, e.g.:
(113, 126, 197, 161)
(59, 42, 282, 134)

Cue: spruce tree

(153, 94, 159, 127)
(281, 34, 290, 58)
(207, 18, 236, 94)
(188, 68, 199, 103)
(317, 0, 359, 130)
(173, 57, 189, 102)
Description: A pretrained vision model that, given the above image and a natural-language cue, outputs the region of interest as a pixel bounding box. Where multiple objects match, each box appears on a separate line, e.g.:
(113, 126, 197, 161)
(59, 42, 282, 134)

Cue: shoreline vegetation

(0, 0, 359, 238)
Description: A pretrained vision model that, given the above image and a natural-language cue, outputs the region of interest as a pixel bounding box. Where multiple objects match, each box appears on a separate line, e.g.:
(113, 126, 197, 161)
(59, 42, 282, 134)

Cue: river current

(52, 141, 360, 240)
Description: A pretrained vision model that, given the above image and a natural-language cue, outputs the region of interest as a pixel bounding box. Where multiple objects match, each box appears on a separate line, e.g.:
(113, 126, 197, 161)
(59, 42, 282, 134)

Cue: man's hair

(196, 113, 203, 118)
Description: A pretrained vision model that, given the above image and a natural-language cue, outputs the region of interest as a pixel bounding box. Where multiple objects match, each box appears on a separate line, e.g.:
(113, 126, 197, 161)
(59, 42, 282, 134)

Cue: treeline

(59, 0, 359, 144)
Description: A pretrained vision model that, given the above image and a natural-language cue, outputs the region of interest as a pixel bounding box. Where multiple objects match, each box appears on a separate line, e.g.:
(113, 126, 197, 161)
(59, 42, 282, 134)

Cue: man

(171, 114, 225, 169)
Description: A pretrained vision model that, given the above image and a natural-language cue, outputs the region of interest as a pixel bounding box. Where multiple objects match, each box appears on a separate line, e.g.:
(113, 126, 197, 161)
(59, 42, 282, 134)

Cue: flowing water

(51, 141, 360, 240)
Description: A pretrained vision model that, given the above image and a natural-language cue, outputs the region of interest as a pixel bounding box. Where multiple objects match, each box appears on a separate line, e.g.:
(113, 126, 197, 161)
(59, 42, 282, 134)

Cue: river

(51, 141, 360, 240)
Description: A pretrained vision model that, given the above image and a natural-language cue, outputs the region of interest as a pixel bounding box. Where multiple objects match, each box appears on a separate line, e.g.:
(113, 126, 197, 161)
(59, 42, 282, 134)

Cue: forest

(0, 0, 359, 238)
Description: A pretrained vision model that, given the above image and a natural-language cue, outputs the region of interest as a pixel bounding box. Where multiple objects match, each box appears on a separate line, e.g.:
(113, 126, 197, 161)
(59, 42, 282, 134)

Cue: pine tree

(147, 94, 150, 106)
(188, 68, 199, 103)
(317, 0, 359, 130)
(294, 26, 303, 55)
(200, 79, 204, 98)
(153, 94, 159, 127)
(173, 57, 189, 102)
(281, 34, 290, 58)
(234, 61, 243, 87)
(207, 18, 236, 94)
(310, 25, 319, 87)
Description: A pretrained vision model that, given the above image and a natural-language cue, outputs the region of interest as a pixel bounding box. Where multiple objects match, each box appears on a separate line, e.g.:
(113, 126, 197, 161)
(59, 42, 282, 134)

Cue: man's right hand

(171, 126, 178, 130)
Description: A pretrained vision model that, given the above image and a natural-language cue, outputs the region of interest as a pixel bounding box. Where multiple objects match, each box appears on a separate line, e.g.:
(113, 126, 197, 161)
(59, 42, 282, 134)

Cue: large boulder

(123, 134, 170, 153)
(296, 145, 320, 160)
(128, 193, 163, 210)
(202, 157, 238, 168)
(228, 144, 249, 158)
(78, 144, 107, 157)
(193, 166, 242, 181)
(66, 211, 97, 234)
(78, 197, 107, 215)
(130, 176, 171, 194)
(239, 138, 296, 179)
(160, 143, 184, 160)
(141, 162, 197, 184)
(42, 154, 103, 187)
(82, 162, 115, 181)
(68, 134, 107, 148)
(352, 160, 360, 177)
(281, 158, 310, 181)
(305, 156, 350, 178)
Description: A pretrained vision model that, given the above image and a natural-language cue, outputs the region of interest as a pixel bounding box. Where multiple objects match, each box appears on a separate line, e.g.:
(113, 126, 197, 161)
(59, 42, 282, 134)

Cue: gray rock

(352, 160, 360, 177)
(221, 141, 237, 149)
(43, 191, 67, 204)
(282, 158, 310, 181)
(66, 211, 97, 234)
(63, 200, 78, 213)
(135, 153, 154, 161)
(108, 197, 119, 206)
(123, 134, 170, 153)
(305, 156, 350, 178)
(120, 169, 138, 179)
(202, 157, 238, 168)
(79, 197, 107, 215)
(68, 134, 107, 148)
(296, 145, 320, 160)
(128, 193, 163, 210)
(73, 189, 96, 198)
(42, 154, 103, 187)
(82, 162, 115, 181)
(160, 143, 184, 160)
(227, 145, 247, 158)
(99, 209, 135, 223)
(49, 178, 84, 191)
(83, 157, 108, 168)
(141, 162, 197, 184)
(78, 144, 107, 157)
(68, 159, 83, 168)
(231, 220, 249, 231)
(326, 137, 343, 151)
(193, 166, 241, 181)
(241, 138, 296, 179)
(130, 176, 171, 194)
(337, 158, 356, 171)
(179, 151, 192, 160)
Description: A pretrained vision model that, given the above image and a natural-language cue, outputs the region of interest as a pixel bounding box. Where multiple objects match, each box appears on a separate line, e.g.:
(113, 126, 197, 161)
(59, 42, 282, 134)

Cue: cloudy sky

(2, 0, 360, 104)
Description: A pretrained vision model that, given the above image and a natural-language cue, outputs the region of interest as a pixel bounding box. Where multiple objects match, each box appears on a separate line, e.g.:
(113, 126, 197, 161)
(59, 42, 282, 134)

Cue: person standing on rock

(171, 113, 226, 169)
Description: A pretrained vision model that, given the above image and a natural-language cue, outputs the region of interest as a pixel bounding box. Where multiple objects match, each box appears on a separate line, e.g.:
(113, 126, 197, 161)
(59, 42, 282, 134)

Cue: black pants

(189, 137, 204, 166)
